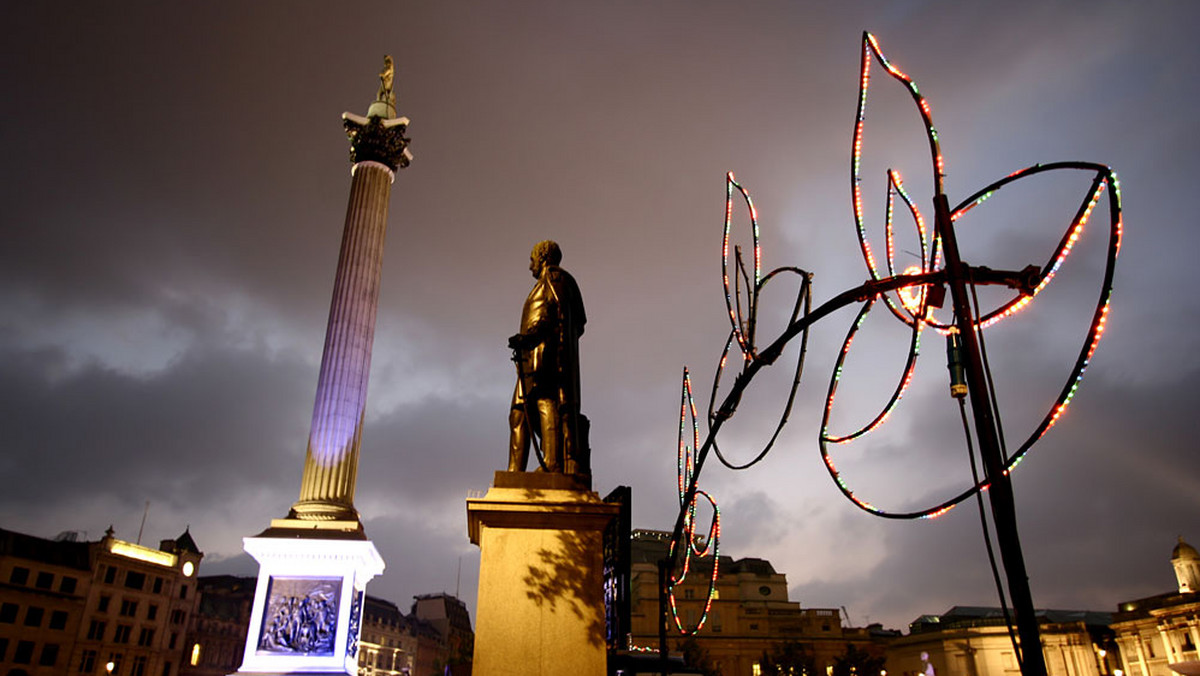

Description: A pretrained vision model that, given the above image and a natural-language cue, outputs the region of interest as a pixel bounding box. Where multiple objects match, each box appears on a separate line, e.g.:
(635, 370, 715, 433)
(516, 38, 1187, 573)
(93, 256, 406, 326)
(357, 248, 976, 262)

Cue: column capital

(342, 113, 412, 171)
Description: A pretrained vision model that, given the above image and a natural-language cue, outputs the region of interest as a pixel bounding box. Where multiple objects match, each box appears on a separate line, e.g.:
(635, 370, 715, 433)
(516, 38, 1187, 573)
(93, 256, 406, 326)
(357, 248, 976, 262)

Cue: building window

(138, 628, 156, 647)
(78, 649, 97, 673)
(49, 610, 68, 630)
(179, 584, 188, 599)
(39, 643, 59, 667)
(35, 571, 54, 589)
(61, 576, 78, 594)
(0, 602, 18, 623)
(10, 566, 30, 585)
(120, 599, 138, 617)
(105, 566, 118, 584)
(87, 619, 107, 640)
(14, 640, 35, 664)
(684, 588, 694, 599)
(169, 632, 178, 649)
(131, 655, 147, 676)
(161, 661, 172, 676)
(99, 594, 112, 612)
(125, 571, 146, 591)
(153, 577, 163, 594)
(114, 624, 133, 644)
(24, 606, 44, 627)
(0, 637, 8, 661)
(108, 653, 124, 675)
(147, 604, 158, 621)
(170, 609, 186, 625)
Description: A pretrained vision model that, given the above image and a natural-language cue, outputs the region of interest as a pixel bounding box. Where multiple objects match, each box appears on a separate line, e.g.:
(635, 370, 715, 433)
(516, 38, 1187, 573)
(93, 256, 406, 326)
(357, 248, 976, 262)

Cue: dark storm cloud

(2, 0, 1197, 632)
(0, 336, 310, 511)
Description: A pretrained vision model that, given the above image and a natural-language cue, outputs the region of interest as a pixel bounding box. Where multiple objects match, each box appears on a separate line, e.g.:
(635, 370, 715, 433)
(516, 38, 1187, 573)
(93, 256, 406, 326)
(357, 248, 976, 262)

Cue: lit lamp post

(105, 661, 114, 675)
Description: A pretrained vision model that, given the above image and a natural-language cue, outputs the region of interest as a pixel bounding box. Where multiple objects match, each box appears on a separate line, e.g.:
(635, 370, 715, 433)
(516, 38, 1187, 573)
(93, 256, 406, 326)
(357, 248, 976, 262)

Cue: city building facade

(411, 593, 474, 672)
(626, 529, 890, 676)
(0, 525, 202, 676)
(358, 596, 418, 676)
(887, 607, 1114, 676)
(1111, 537, 1200, 676)
(180, 576, 256, 676)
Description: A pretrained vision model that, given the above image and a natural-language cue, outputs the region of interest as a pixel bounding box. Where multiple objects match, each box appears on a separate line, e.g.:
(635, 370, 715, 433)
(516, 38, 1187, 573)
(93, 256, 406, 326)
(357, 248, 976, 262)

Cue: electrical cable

(964, 278, 1024, 663)
(958, 396, 1023, 669)
(951, 308, 1022, 666)
(970, 276, 1011, 464)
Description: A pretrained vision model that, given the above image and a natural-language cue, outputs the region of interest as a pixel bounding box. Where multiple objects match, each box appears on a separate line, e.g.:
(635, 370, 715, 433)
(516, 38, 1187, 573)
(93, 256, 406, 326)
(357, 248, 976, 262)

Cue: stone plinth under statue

(467, 471, 618, 676)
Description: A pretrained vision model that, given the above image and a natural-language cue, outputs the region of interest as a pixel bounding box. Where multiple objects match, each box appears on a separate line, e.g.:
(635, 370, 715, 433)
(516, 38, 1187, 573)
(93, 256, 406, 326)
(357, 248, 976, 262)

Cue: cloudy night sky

(2, 1, 1198, 631)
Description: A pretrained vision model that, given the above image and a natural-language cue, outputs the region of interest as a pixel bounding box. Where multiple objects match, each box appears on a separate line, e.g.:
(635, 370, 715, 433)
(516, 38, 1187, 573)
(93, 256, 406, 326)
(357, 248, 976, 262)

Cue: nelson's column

(235, 56, 411, 676)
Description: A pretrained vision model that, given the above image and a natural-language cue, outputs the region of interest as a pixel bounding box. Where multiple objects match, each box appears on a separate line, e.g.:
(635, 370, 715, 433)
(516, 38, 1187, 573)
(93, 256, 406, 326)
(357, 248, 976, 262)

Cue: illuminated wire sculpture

(661, 31, 1122, 643)
(711, 173, 812, 470)
(666, 368, 721, 634)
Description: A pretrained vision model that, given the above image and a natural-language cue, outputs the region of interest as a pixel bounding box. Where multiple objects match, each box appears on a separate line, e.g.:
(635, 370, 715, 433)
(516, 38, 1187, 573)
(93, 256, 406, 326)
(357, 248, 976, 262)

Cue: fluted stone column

(285, 105, 412, 524)
(235, 59, 410, 676)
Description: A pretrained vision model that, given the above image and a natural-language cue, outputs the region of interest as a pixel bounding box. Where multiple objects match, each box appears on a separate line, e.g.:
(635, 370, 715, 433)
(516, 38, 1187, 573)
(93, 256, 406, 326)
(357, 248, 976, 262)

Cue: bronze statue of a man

(508, 240, 589, 475)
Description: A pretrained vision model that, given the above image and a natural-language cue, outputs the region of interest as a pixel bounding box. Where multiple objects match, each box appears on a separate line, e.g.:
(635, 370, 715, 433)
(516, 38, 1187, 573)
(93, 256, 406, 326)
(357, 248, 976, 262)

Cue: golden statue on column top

(377, 55, 395, 108)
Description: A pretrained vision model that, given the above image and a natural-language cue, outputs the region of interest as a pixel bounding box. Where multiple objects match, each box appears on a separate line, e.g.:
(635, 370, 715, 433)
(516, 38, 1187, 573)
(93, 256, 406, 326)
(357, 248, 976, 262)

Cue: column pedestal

(233, 525, 384, 676)
(467, 472, 618, 676)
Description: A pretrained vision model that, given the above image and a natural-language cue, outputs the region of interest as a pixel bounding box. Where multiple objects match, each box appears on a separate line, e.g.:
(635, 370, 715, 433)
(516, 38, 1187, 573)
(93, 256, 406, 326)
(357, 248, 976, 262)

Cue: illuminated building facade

(357, 596, 415, 676)
(1111, 538, 1200, 676)
(627, 529, 890, 676)
(887, 607, 1114, 676)
(355, 595, 464, 676)
(0, 525, 202, 676)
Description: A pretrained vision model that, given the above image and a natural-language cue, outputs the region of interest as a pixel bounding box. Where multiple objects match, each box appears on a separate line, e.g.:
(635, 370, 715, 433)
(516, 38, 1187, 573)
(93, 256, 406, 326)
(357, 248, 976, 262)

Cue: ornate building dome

(1171, 536, 1200, 593)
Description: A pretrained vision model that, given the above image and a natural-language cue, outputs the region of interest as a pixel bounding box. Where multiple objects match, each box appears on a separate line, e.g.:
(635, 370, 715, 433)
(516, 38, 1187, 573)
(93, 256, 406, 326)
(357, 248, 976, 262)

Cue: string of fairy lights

(662, 31, 1122, 634)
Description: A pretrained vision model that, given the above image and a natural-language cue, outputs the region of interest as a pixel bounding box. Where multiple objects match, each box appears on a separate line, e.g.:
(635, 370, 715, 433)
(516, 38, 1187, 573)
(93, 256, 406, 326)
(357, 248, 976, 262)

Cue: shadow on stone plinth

(467, 471, 618, 676)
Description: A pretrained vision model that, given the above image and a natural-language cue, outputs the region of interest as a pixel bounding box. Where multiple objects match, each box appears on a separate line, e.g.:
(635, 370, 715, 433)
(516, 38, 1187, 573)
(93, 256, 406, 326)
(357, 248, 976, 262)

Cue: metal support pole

(658, 558, 670, 675)
(934, 193, 1048, 676)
